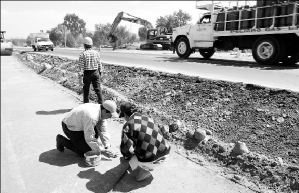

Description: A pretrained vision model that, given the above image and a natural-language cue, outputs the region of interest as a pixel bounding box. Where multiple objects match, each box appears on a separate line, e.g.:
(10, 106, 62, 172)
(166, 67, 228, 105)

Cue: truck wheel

(51, 48, 54, 51)
(252, 36, 282, 65)
(176, 37, 191, 58)
(33, 46, 36, 51)
(199, 48, 215, 59)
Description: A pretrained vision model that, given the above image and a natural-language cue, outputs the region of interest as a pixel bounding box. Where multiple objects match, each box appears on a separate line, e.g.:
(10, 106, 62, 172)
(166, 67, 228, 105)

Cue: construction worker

(56, 100, 118, 158)
(119, 102, 171, 181)
(78, 37, 103, 104)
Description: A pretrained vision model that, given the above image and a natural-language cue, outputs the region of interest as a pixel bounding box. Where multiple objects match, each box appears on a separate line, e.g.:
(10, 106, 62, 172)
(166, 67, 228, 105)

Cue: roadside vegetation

(10, 10, 191, 49)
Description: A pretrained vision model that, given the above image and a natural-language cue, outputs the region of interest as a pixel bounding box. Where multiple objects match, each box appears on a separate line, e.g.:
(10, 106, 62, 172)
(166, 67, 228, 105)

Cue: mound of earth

(16, 52, 299, 193)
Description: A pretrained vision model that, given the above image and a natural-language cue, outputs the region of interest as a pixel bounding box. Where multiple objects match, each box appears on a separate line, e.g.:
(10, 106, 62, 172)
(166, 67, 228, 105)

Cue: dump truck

(29, 32, 54, 51)
(171, 0, 299, 65)
(1, 31, 13, 56)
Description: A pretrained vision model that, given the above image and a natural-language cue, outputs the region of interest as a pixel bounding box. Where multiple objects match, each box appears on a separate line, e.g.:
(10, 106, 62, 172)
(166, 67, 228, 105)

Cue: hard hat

(83, 37, 93, 46)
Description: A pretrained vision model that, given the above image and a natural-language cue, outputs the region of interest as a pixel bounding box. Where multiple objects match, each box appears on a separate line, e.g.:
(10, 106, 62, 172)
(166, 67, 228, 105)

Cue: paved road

(1, 55, 258, 192)
(16, 46, 299, 92)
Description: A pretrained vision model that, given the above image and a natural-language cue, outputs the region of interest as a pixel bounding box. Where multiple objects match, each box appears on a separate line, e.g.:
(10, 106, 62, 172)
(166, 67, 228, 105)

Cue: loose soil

(16, 52, 299, 193)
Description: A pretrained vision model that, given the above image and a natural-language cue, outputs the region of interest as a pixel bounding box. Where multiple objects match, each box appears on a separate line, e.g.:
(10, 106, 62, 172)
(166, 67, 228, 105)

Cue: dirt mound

(16, 52, 299, 193)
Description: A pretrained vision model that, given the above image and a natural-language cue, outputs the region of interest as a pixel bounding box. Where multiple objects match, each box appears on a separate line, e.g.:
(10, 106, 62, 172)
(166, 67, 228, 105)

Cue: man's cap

(83, 37, 93, 46)
(102, 100, 118, 118)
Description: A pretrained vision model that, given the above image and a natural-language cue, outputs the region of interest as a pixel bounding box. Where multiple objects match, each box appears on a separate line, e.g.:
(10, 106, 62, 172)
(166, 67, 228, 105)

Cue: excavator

(107, 11, 172, 50)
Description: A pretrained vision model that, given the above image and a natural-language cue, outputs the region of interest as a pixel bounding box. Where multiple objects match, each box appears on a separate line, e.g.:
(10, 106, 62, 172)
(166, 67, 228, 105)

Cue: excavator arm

(107, 11, 153, 43)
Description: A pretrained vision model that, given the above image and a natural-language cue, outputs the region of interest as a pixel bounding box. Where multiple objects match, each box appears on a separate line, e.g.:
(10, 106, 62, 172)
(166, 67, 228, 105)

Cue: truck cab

(172, 4, 221, 58)
(30, 33, 54, 51)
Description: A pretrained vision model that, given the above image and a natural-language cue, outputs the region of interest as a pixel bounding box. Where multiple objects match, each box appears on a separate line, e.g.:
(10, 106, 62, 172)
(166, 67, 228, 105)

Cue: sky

(1, 1, 255, 39)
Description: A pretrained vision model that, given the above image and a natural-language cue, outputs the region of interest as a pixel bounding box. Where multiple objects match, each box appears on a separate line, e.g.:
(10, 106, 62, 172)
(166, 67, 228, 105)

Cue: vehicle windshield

(0, 32, 4, 42)
(38, 38, 50, 42)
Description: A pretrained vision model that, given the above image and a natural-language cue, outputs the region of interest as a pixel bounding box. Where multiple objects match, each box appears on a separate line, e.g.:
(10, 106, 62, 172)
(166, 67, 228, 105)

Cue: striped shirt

(79, 49, 103, 72)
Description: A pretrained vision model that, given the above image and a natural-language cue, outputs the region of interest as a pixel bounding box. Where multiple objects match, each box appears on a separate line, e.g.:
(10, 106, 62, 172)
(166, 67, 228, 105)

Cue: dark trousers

(83, 70, 103, 104)
(60, 122, 98, 156)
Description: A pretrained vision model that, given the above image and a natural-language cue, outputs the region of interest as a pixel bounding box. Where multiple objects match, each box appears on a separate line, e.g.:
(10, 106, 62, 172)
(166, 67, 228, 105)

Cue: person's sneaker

(56, 135, 65, 152)
(135, 167, 152, 182)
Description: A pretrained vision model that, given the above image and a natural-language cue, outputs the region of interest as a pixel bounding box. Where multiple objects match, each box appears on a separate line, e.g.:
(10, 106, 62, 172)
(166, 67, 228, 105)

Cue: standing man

(119, 102, 171, 181)
(56, 100, 118, 158)
(78, 37, 103, 104)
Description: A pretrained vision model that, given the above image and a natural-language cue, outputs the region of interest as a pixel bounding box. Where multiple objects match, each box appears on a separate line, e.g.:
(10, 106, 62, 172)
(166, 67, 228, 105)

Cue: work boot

(135, 166, 152, 182)
(56, 134, 65, 152)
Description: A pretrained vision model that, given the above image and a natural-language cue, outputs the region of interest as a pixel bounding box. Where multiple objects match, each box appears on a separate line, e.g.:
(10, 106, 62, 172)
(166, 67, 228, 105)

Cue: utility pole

(63, 25, 67, 47)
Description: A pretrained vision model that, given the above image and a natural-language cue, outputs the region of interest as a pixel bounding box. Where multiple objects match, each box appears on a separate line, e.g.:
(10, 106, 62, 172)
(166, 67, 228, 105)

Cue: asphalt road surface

(17, 46, 299, 92)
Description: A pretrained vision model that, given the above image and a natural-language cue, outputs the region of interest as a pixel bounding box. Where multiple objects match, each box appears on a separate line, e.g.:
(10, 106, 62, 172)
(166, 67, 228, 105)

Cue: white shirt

(63, 103, 103, 151)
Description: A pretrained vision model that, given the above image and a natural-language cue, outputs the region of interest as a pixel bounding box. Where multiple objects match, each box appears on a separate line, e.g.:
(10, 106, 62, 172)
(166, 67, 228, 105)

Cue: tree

(66, 33, 76, 48)
(63, 14, 86, 38)
(93, 23, 135, 48)
(138, 27, 147, 41)
(49, 27, 63, 46)
(93, 23, 111, 47)
(156, 9, 192, 33)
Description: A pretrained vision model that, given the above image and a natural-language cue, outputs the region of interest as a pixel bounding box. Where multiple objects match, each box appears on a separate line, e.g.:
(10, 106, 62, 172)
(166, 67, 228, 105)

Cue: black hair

(119, 102, 138, 118)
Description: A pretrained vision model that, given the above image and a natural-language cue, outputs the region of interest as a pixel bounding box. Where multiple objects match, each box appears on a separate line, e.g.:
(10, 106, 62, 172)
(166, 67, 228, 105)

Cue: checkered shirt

(120, 113, 169, 162)
(79, 49, 103, 72)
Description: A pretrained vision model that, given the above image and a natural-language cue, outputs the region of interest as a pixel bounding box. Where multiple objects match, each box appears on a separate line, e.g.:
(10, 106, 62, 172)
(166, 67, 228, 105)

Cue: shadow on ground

(112, 171, 153, 192)
(36, 108, 72, 115)
(39, 149, 83, 167)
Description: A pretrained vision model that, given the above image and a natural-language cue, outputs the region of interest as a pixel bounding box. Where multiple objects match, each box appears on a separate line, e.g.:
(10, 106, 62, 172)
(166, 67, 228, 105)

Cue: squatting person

(56, 100, 118, 158)
(78, 37, 103, 104)
(119, 102, 171, 181)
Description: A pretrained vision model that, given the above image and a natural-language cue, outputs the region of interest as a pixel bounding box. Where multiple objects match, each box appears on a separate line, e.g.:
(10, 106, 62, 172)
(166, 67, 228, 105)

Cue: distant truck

(171, 0, 299, 65)
(1, 31, 13, 56)
(29, 32, 54, 51)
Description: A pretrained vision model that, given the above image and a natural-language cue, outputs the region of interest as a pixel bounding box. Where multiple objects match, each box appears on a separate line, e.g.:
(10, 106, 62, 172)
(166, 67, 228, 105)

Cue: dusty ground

(16, 52, 299, 193)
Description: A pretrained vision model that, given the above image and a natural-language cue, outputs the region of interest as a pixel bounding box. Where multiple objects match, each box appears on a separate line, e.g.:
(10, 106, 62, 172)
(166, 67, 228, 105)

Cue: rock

(205, 129, 212, 135)
(169, 123, 179, 133)
(292, 159, 297, 164)
(276, 117, 285, 123)
(26, 54, 33, 60)
(159, 124, 169, 134)
(234, 175, 242, 181)
(270, 175, 280, 183)
(218, 145, 226, 153)
(193, 129, 206, 142)
(276, 157, 284, 166)
(43, 63, 52, 70)
(186, 130, 193, 138)
(290, 179, 299, 190)
(231, 141, 249, 156)
(185, 101, 192, 108)
(287, 165, 299, 171)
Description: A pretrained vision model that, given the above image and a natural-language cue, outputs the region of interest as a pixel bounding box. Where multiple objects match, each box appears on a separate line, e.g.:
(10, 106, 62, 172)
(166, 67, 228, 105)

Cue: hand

(101, 149, 118, 158)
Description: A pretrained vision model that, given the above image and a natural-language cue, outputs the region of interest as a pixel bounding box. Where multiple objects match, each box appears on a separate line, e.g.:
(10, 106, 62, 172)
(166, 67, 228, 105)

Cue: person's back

(121, 112, 170, 162)
(79, 49, 101, 71)
(78, 37, 103, 104)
